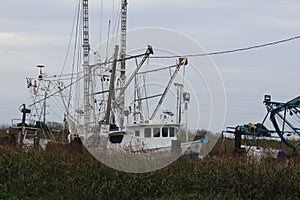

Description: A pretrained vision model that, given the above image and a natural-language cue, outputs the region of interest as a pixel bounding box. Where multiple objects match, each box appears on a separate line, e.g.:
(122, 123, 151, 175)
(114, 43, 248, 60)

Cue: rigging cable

(67, 0, 82, 113)
(28, 35, 300, 108)
(105, 0, 117, 59)
(105, 20, 112, 62)
(112, 1, 121, 42)
(43, 0, 81, 119)
(99, 0, 104, 52)
(60, 0, 81, 77)
(29, 73, 85, 108)
(150, 35, 300, 59)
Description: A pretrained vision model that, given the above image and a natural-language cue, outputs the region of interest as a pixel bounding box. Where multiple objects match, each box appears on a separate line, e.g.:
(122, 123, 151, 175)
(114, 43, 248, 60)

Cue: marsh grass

(0, 138, 300, 199)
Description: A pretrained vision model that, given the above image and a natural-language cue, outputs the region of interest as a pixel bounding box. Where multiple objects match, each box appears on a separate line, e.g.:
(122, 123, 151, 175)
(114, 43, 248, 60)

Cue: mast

(37, 65, 47, 124)
(120, 0, 127, 69)
(174, 82, 183, 123)
(119, 0, 128, 129)
(82, 0, 93, 140)
(105, 45, 119, 124)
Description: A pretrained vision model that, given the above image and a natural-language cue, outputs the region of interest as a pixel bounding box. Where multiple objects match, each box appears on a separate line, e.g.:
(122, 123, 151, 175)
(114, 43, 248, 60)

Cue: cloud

(0, 32, 48, 47)
(0, 0, 300, 130)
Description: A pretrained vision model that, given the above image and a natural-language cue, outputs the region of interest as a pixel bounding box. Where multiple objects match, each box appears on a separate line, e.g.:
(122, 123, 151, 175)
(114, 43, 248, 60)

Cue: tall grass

(0, 140, 300, 199)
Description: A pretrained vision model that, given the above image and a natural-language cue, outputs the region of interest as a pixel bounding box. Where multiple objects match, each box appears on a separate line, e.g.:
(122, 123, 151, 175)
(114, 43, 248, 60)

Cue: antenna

(37, 65, 45, 79)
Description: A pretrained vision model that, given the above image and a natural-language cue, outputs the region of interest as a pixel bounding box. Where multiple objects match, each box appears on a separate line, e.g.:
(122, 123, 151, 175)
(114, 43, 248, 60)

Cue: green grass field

(0, 129, 300, 199)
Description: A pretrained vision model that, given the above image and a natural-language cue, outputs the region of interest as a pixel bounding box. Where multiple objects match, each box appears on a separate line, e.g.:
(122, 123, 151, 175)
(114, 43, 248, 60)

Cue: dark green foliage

(0, 142, 300, 200)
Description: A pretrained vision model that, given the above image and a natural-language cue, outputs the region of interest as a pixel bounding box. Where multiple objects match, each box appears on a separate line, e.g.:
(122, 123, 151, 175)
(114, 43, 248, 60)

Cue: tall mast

(119, 0, 128, 128)
(105, 45, 119, 124)
(82, 0, 93, 138)
(120, 0, 127, 81)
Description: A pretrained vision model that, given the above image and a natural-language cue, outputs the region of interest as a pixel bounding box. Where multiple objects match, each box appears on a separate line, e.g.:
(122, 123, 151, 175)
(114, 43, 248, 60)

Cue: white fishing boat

(20, 0, 208, 171)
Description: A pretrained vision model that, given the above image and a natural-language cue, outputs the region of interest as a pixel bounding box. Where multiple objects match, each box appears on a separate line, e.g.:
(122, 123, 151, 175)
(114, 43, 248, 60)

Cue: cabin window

(162, 127, 168, 137)
(109, 135, 124, 144)
(170, 127, 175, 137)
(135, 130, 140, 137)
(144, 128, 151, 138)
(153, 128, 160, 137)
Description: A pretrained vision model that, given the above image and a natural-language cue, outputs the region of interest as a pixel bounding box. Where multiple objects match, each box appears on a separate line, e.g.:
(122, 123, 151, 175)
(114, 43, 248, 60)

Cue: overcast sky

(1, 0, 300, 132)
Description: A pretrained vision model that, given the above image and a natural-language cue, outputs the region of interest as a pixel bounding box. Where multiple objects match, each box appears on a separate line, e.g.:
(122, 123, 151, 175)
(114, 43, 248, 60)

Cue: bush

(0, 141, 300, 199)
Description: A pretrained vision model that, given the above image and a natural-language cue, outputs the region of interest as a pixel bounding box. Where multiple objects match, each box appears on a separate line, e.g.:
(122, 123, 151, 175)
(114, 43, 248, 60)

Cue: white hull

(83, 122, 206, 158)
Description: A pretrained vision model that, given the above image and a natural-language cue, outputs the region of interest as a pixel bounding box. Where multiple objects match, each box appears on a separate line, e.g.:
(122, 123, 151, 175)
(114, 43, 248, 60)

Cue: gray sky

(1, 0, 300, 132)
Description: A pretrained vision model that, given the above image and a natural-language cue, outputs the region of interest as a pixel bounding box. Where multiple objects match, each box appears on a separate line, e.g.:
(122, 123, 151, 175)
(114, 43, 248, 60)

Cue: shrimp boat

(23, 0, 207, 161)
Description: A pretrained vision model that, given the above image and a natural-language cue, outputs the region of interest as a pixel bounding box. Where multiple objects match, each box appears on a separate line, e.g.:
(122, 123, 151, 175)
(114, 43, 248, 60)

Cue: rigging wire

(112, 2, 121, 49)
(47, 71, 83, 79)
(99, 0, 104, 52)
(67, 0, 82, 114)
(28, 35, 300, 108)
(38, 34, 300, 80)
(105, 0, 117, 59)
(105, 20, 112, 62)
(60, 0, 81, 78)
(150, 35, 300, 59)
(28, 73, 85, 108)
(137, 64, 177, 75)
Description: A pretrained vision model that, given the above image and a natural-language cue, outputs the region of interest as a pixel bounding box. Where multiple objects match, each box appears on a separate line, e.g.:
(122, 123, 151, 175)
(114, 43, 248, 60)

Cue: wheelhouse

(132, 125, 178, 138)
